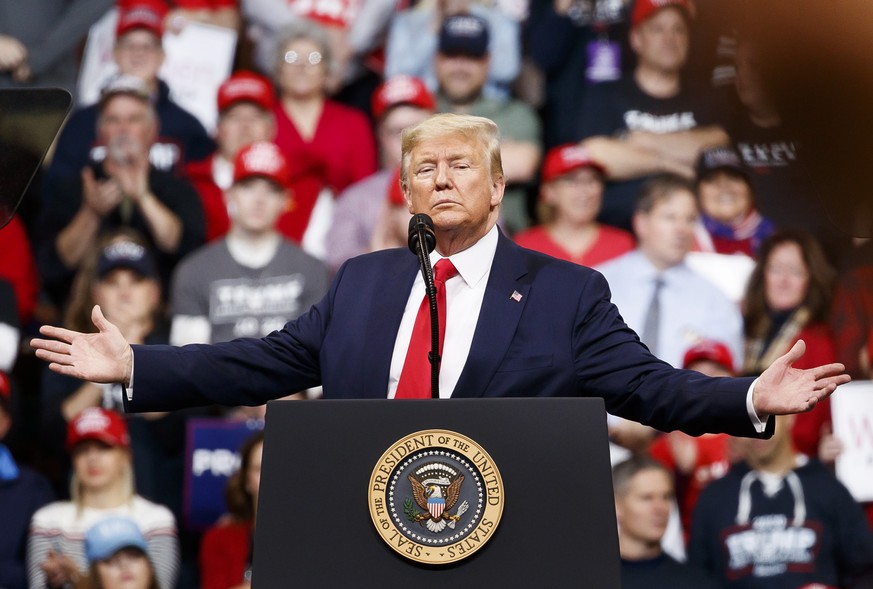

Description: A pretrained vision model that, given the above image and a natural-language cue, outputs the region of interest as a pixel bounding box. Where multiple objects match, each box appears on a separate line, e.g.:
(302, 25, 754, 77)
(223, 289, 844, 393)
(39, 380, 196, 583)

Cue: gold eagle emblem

(406, 468, 469, 533)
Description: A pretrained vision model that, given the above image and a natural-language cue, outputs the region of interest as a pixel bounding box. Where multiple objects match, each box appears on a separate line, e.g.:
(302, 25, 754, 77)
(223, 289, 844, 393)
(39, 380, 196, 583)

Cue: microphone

(407, 214, 436, 256)
(407, 214, 440, 399)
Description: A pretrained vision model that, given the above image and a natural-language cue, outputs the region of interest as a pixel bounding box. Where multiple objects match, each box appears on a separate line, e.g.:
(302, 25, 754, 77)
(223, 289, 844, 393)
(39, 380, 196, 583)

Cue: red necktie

(395, 259, 459, 398)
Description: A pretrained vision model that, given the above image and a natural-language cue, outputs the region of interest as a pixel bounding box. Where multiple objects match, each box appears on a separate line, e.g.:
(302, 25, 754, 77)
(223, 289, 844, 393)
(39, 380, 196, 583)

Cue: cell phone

(89, 159, 109, 181)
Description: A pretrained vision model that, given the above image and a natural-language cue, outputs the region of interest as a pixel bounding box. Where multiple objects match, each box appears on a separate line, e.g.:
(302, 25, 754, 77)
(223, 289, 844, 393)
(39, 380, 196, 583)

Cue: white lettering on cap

(75, 410, 112, 436)
(241, 143, 283, 175)
(448, 16, 485, 38)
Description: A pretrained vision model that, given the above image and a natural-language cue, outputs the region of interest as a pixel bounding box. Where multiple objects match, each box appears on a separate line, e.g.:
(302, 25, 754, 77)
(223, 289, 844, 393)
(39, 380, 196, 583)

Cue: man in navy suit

(32, 114, 849, 438)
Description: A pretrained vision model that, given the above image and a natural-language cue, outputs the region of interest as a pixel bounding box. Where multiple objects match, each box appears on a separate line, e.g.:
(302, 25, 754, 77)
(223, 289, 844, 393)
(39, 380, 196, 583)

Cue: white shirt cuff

(746, 377, 767, 433)
(125, 353, 135, 402)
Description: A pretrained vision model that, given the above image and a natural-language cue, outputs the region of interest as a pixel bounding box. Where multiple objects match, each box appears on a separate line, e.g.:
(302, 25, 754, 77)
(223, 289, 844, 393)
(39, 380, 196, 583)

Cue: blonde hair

(399, 113, 503, 190)
(71, 447, 136, 512)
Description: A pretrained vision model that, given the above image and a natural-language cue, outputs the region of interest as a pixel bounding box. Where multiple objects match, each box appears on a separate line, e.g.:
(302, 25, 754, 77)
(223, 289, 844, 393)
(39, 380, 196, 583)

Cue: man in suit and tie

(31, 113, 848, 438)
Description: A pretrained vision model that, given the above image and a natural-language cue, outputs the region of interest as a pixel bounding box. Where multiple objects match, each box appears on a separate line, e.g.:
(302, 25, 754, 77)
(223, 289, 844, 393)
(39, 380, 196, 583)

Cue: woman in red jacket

(742, 230, 837, 458)
(199, 431, 264, 589)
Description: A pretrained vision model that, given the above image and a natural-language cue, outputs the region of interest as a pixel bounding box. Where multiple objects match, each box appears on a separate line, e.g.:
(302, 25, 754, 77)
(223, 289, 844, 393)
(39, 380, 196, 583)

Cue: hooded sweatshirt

(689, 457, 873, 588)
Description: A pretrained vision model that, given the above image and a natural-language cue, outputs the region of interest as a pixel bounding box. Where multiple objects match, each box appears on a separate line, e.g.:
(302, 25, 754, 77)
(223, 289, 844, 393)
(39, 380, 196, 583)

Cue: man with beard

(433, 14, 541, 234)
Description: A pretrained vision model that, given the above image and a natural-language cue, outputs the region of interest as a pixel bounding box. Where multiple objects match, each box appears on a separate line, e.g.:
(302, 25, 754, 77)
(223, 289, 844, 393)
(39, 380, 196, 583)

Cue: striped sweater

(26, 495, 178, 588)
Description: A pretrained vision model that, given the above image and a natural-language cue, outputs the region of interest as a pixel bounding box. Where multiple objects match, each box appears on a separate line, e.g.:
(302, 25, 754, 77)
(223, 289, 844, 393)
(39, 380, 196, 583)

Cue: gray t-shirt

(171, 239, 328, 343)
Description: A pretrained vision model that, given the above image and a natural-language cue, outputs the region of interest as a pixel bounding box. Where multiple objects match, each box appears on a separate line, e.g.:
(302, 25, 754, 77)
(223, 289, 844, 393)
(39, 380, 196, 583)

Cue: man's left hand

(752, 339, 850, 419)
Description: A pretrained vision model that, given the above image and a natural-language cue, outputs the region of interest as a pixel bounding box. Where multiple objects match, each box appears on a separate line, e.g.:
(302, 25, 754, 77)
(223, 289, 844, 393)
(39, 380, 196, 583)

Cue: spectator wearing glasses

(269, 19, 377, 258)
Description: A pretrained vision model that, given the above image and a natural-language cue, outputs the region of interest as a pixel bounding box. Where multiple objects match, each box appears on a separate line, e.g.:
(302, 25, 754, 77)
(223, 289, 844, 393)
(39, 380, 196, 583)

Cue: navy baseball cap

(97, 240, 157, 279)
(85, 516, 148, 563)
(438, 14, 489, 58)
(696, 146, 750, 184)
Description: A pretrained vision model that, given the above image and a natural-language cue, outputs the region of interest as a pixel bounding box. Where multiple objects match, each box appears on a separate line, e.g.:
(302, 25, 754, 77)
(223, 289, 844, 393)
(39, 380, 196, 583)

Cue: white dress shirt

(596, 250, 744, 370)
(387, 225, 499, 399)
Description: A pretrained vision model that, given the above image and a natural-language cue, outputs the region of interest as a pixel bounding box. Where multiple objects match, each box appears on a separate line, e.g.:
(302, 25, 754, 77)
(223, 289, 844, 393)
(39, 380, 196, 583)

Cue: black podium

(253, 398, 621, 588)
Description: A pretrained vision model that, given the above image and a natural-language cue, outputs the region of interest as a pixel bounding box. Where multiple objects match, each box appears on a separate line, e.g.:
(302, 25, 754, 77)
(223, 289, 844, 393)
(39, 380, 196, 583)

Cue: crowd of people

(2, 0, 873, 587)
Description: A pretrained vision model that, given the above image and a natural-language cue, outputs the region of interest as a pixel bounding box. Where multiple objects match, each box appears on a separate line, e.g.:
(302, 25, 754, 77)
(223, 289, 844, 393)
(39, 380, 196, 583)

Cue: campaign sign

(184, 417, 264, 530)
(832, 380, 873, 502)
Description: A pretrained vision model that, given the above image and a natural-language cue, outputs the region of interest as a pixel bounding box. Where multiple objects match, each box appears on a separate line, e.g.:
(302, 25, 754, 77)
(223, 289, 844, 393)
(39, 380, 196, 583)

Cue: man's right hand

(32, 305, 133, 386)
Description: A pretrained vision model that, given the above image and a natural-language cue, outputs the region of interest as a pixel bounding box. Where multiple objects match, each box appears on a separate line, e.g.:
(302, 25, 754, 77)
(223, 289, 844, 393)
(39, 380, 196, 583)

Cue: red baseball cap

(371, 75, 435, 120)
(867, 328, 873, 366)
(217, 71, 274, 114)
(0, 371, 10, 411)
(233, 141, 291, 189)
(67, 407, 130, 452)
(682, 340, 735, 373)
(387, 167, 405, 206)
(116, 0, 166, 39)
(631, 0, 692, 29)
(540, 144, 605, 184)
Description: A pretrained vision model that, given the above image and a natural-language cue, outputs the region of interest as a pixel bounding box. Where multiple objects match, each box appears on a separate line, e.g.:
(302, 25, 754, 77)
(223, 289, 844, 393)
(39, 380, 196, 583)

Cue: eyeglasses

(284, 50, 323, 67)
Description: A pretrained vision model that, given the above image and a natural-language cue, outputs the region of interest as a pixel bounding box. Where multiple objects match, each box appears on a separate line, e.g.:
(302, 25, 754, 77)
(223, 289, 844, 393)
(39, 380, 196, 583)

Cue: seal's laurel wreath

(368, 429, 504, 565)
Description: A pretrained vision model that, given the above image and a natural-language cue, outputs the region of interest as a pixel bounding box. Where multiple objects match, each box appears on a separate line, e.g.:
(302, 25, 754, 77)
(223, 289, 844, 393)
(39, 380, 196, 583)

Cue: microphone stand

(408, 214, 440, 399)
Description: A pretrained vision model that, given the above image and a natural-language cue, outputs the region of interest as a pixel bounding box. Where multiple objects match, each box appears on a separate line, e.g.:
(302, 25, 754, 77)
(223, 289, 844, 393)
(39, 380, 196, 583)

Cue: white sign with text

(832, 380, 873, 502)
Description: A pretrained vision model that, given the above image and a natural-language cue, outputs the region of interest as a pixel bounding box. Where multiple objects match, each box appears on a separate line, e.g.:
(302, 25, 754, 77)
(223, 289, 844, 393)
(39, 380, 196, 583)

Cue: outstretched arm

(753, 339, 851, 419)
(31, 305, 132, 386)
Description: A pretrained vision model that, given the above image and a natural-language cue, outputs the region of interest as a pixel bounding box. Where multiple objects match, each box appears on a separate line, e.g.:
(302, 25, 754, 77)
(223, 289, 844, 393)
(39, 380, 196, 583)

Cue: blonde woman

(26, 408, 178, 589)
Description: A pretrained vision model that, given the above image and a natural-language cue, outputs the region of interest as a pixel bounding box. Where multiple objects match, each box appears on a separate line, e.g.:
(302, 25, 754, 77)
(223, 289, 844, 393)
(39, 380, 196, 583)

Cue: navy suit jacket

(126, 232, 768, 437)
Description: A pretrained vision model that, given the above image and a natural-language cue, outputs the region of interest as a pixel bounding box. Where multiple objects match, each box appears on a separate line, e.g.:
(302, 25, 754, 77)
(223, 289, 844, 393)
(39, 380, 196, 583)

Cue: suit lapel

(453, 233, 530, 397)
(357, 252, 420, 398)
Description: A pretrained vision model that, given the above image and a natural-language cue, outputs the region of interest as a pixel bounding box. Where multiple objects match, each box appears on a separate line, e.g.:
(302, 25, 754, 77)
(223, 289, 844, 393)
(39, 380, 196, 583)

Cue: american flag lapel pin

(510, 290, 523, 302)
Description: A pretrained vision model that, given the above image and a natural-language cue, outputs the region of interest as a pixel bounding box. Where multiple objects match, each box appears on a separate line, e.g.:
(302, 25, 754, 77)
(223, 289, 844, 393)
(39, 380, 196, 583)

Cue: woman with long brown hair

(742, 230, 838, 458)
(199, 430, 265, 589)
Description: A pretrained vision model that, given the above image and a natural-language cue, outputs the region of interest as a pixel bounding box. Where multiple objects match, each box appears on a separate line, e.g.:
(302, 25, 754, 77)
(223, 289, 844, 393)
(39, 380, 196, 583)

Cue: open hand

(752, 340, 850, 419)
(32, 305, 133, 385)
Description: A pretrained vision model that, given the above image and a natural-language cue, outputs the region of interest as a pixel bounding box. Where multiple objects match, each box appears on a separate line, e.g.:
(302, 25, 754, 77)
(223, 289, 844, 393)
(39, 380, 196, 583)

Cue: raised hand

(752, 339, 851, 419)
(81, 166, 123, 217)
(31, 305, 133, 385)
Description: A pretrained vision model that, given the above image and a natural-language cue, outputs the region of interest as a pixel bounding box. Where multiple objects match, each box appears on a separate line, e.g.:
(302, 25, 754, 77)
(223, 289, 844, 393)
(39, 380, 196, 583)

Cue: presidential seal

(368, 429, 504, 565)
